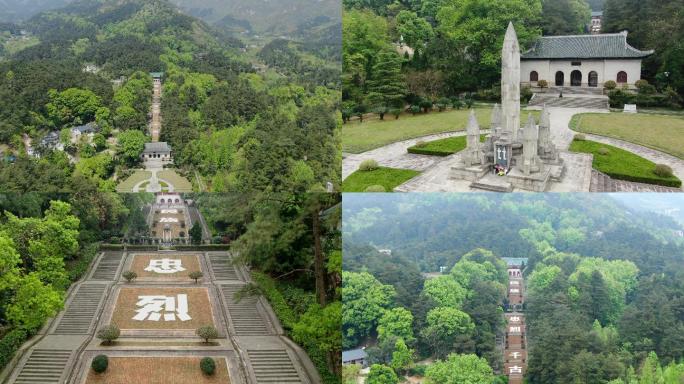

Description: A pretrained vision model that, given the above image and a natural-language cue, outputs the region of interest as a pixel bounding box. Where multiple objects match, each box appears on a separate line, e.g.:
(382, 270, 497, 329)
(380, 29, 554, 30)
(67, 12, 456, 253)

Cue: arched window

(588, 71, 598, 87)
(617, 71, 627, 83)
(555, 71, 564, 86)
(530, 71, 538, 82)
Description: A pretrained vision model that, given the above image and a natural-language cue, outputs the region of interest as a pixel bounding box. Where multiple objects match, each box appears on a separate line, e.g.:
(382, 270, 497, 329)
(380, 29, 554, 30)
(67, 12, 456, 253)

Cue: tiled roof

(143, 142, 171, 153)
(342, 349, 367, 362)
(522, 32, 653, 60)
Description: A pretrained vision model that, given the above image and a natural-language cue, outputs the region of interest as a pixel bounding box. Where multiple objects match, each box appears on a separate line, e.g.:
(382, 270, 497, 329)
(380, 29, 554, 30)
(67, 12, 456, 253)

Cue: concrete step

(209, 254, 239, 280)
(529, 94, 608, 109)
(12, 350, 71, 384)
(91, 251, 124, 280)
(470, 181, 514, 192)
(221, 285, 270, 335)
(248, 350, 302, 383)
(54, 284, 107, 334)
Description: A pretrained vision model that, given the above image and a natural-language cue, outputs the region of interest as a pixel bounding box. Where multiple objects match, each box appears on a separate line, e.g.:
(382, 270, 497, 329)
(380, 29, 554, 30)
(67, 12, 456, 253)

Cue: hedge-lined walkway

(582, 133, 684, 190)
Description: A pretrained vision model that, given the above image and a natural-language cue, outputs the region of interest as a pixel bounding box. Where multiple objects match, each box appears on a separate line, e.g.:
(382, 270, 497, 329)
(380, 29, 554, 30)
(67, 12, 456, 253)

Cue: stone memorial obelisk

(501, 22, 521, 141)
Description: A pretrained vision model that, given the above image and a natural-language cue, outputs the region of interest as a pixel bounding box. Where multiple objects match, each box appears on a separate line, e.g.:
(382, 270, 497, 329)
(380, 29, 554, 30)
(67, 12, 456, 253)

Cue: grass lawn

(342, 167, 420, 192)
(112, 287, 215, 330)
(129, 254, 201, 280)
(571, 113, 684, 159)
(343, 108, 540, 153)
(86, 357, 230, 384)
(407, 135, 487, 156)
(116, 170, 152, 192)
(569, 139, 681, 188)
(159, 169, 193, 192)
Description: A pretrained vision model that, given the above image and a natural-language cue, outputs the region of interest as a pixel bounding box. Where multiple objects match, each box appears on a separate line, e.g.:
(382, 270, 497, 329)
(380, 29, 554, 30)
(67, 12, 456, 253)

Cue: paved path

(150, 79, 161, 142)
(342, 130, 483, 180)
(504, 267, 526, 384)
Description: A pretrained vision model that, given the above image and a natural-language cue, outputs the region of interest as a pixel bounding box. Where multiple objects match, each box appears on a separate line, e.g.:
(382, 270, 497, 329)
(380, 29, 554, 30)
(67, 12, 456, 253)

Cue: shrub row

(0, 328, 29, 372)
(68, 243, 100, 282)
(251, 272, 297, 329)
(608, 90, 678, 108)
(600, 169, 681, 188)
(407, 147, 453, 156)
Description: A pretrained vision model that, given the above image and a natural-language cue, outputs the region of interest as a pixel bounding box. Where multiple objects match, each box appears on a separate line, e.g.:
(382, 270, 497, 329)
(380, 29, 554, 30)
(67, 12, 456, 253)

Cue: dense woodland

(0, 0, 341, 193)
(343, 194, 684, 383)
(342, 0, 684, 120)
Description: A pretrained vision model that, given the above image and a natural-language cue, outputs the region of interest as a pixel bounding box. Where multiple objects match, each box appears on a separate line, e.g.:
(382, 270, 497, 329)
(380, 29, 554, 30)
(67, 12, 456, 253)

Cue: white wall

(521, 59, 642, 87)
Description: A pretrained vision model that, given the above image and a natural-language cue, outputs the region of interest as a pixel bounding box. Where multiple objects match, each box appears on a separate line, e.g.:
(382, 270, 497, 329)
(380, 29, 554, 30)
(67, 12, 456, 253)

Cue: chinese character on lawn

(160, 217, 179, 223)
(145, 258, 186, 274)
(509, 366, 522, 374)
(510, 326, 521, 333)
(510, 352, 520, 359)
(161, 209, 178, 214)
(510, 288, 520, 293)
(509, 316, 520, 323)
(510, 281, 519, 285)
(132, 294, 191, 321)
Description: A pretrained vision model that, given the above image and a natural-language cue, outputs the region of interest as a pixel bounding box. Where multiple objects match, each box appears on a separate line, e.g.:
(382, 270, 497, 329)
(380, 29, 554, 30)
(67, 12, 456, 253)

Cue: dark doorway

(530, 71, 538, 82)
(588, 71, 598, 87)
(617, 71, 627, 83)
(571, 70, 582, 86)
(555, 71, 564, 86)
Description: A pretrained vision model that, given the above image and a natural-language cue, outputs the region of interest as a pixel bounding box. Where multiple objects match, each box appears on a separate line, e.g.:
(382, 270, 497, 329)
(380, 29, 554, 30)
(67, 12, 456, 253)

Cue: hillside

(171, 0, 340, 34)
(343, 194, 684, 383)
(0, 0, 70, 22)
(0, 0, 341, 193)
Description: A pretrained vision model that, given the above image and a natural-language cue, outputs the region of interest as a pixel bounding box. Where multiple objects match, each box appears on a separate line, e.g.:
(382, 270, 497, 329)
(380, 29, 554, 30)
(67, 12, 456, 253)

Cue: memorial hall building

(520, 31, 653, 89)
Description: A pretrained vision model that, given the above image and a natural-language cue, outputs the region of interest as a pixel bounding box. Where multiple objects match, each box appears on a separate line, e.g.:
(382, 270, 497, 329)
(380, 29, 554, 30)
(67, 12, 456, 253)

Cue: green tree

(425, 353, 494, 384)
(377, 307, 414, 344)
(0, 234, 21, 291)
(541, 0, 592, 35)
(342, 271, 395, 348)
(366, 364, 398, 384)
(421, 307, 475, 358)
(396, 11, 434, 49)
(46, 88, 102, 128)
(292, 302, 342, 377)
(366, 50, 406, 119)
(640, 351, 664, 384)
(116, 129, 147, 166)
(422, 275, 467, 308)
(390, 338, 413, 374)
(189, 223, 203, 245)
(6, 273, 63, 331)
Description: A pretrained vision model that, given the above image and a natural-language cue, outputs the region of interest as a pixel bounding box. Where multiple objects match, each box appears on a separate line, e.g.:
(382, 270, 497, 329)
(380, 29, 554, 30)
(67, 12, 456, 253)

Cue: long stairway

(221, 284, 271, 335)
(504, 265, 526, 384)
(53, 284, 107, 334)
(90, 252, 124, 280)
(247, 349, 302, 383)
(12, 350, 71, 384)
(210, 253, 240, 280)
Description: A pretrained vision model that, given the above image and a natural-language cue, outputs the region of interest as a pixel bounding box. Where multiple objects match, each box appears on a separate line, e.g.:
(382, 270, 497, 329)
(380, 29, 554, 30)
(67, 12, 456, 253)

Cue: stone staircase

(529, 94, 609, 109)
(247, 350, 302, 383)
(53, 284, 107, 334)
(470, 181, 514, 192)
(541, 87, 605, 96)
(590, 170, 617, 192)
(209, 253, 239, 280)
(221, 284, 270, 335)
(12, 350, 71, 384)
(90, 252, 123, 280)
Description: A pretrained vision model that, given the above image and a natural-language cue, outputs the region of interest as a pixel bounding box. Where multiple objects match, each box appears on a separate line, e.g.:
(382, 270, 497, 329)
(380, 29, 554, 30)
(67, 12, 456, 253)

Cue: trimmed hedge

(569, 139, 682, 188)
(92, 354, 108, 373)
(407, 135, 486, 157)
(68, 243, 99, 282)
(200, 357, 216, 375)
(608, 89, 675, 108)
(0, 328, 29, 372)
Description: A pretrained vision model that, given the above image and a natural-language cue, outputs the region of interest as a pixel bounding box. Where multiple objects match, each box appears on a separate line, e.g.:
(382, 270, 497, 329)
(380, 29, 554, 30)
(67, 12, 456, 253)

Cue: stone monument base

(506, 166, 552, 192)
(450, 163, 490, 182)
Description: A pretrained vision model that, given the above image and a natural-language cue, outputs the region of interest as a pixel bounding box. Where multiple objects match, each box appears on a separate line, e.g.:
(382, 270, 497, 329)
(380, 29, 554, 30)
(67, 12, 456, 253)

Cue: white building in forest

(520, 31, 653, 89)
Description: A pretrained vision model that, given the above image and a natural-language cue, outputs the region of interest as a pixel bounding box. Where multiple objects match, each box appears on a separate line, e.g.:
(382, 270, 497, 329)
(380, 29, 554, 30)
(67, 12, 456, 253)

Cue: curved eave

(521, 53, 653, 60)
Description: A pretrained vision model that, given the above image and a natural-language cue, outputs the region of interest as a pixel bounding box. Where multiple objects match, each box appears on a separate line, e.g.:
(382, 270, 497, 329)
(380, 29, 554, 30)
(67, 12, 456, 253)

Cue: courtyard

(85, 356, 231, 384)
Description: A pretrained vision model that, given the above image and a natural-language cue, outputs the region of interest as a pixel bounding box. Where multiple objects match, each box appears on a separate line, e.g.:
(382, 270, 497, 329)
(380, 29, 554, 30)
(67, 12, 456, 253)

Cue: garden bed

(342, 167, 420, 192)
(569, 139, 681, 187)
(85, 357, 230, 384)
(129, 254, 201, 280)
(407, 135, 487, 156)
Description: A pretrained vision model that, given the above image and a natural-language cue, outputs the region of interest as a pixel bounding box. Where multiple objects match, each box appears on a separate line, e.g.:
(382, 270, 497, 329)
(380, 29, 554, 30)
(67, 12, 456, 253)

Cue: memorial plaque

(496, 144, 512, 167)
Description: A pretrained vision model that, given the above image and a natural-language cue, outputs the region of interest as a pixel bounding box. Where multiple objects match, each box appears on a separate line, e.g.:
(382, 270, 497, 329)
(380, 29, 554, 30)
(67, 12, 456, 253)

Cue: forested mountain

(171, 0, 340, 34)
(0, 0, 340, 193)
(0, 0, 70, 22)
(343, 194, 684, 383)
